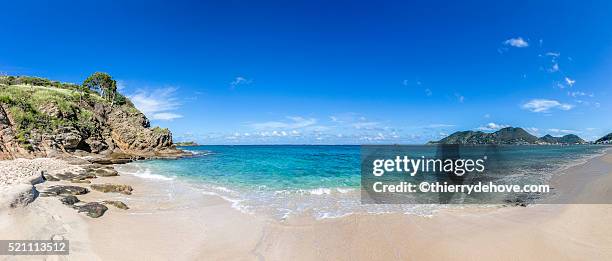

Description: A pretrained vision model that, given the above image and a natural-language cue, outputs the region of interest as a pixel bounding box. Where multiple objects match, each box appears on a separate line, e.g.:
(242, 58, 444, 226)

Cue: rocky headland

(0, 73, 189, 218)
(0, 74, 189, 162)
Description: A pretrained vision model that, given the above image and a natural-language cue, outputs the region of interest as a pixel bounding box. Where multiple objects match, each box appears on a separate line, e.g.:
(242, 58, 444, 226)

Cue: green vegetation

(175, 141, 198, 146)
(83, 72, 125, 105)
(596, 133, 612, 144)
(0, 84, 78, 149)
(432, 127, 587, 145)
(0, 75, 80, 90)
(0, 73, 134, 149)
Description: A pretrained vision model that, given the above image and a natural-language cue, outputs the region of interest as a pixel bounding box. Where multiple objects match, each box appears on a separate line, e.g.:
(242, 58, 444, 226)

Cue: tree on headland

(83, 72, 117, 105)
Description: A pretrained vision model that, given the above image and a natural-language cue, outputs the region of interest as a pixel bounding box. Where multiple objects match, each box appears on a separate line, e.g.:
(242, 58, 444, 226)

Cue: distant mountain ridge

(538, 134, 586, 144)
(595, 133, 612, 144)
(431, 127, 587, 145)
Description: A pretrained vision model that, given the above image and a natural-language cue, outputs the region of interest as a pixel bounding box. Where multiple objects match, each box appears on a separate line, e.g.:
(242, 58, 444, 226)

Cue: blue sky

(1, 0, 611, 144)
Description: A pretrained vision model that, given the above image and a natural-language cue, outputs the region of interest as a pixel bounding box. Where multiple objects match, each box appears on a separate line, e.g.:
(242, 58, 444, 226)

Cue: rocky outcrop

(0, 105, 40, 160)
(103, 200, 129, 210)
(100, 102, 176, 156)
(60, 195, 80, 205)
(0, 184, 39, 208)
(0, 168, 45, 208)
(1, 156, 131, 219)
(40, 185, 90, 197)
(0, 82, 187, 160)
(90, 183, 133, 195)
(87, 166, 119, 177)
(75, 202, 108, 218)
(55, 171, 96, 181)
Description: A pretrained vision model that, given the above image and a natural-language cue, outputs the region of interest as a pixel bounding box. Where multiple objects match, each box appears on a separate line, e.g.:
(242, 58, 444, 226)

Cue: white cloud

(426, 124, 455, 128)
(328, 113, 385, 130)
(230, 76, 252, 89)
(402, 80, 422, 87)
(555, 82, 566, 89)
(545, 52, 560, 57)
(352, 121, 381, 130)
(542, 52, 561, 73)
(564, 77, 576, 87)
(522, 99, 574, 113)
(548, 128, 580, 134)
(525, 127, 540, 136)
(129, 87, 183, 121)
(250, 116, 317, 130)
(150, 112, 183, 121)
(455, 93, 465, 103)
(391, 131, 399, 138)
(549, 63, 559, 72)
(568, 91, 590, 97)
(360, 132, 387, 142)
(477, 122, 510, 131)
(329, 113, 359, 124)
(116, 80, 126, 91)
(504, 37, 529, 48)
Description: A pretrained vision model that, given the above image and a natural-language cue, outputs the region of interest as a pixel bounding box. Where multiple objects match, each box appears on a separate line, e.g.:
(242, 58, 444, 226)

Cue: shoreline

(0, 148, 611, 260)
(113, 145, 611, 220)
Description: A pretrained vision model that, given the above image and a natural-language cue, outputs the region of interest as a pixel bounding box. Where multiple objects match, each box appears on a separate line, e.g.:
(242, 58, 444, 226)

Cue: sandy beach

(1, 148, 611, 260)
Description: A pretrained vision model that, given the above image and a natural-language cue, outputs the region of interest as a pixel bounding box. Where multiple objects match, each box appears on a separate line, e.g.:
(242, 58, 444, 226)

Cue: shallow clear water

(115, 145, 608, 219)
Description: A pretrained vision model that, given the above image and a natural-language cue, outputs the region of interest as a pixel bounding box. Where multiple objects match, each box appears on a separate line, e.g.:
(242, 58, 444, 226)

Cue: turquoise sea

(115, 145, 608, 219)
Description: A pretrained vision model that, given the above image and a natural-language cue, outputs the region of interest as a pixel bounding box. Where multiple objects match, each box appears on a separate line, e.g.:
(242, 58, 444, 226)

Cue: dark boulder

(103, 200, 129, 210)
(90, 184, 133, 195)
(93, 168, 119, 177)
(76, 202, 108, 218)
(60, 195, 80, 205)
(41, 185, 89, 197)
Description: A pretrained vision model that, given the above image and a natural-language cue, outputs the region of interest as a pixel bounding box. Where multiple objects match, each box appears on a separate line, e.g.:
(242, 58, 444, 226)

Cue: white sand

(1, 150, 612, 260)
(0, 158, 83, 186)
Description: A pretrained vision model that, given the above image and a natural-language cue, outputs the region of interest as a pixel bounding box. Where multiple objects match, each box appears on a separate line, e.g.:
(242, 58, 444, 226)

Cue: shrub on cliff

(83, 72, 118, 105)
(0, 73, 175, 157)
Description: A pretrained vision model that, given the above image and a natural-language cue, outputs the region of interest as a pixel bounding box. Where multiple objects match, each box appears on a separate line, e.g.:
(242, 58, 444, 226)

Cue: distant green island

(431, 127, 612, 145)
(174, 141, 199, 146)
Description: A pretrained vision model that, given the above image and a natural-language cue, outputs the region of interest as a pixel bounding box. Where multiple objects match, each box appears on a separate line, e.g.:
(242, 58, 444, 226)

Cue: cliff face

(0, 83, 180, 160)
(105, 104, 173, 154)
